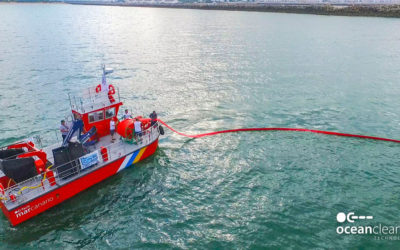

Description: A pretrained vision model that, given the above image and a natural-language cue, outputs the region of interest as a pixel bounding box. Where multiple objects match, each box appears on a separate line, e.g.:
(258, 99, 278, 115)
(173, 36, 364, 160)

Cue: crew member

(149, 111, 157, 126)
(110, 117, 119, 142)
(122, 109, 133, 120)
(134, 118, 142, 138)
(60, 120, 69, 141)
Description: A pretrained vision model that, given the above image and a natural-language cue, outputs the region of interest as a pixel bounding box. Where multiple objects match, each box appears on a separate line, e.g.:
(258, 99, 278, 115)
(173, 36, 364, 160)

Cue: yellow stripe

(133, 147, 147, 164)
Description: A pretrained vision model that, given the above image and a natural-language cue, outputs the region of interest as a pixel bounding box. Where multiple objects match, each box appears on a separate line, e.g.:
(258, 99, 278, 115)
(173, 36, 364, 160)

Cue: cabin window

(89, 110, 104, 123)
(105, 107, 115, 119)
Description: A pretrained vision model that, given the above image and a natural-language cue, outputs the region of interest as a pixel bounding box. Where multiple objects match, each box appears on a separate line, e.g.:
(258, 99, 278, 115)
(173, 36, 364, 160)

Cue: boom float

(157, 119, 400, 143)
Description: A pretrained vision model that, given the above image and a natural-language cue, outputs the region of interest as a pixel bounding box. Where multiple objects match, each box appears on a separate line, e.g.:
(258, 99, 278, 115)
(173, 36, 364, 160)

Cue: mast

(101, 64, 114, 92)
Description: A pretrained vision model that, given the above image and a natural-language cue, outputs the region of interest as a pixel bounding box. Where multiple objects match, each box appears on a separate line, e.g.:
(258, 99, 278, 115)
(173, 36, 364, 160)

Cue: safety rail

(0, 128, 64, 154)
(0, 122, 160, 208)
(0, 143, 22, 151)
(118, 106, 150, 121)
(0, 137, 35, 152)
(0, 139, 45, 162)
(69, 86, 121, 114)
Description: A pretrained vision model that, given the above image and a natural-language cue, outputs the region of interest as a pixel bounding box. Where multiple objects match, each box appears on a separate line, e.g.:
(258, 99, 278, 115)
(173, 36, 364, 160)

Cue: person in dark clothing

(150, 111, 157, 126)
(60, 120, 69, 142)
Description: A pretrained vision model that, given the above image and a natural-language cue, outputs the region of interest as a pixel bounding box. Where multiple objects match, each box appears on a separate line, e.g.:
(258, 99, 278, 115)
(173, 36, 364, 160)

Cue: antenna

(103, 64, 114, 75)
(101, 64, 113, 88)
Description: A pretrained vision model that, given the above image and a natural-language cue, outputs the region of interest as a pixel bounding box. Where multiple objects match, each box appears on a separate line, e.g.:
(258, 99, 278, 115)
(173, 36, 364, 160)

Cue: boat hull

(0, 139, 159, 226)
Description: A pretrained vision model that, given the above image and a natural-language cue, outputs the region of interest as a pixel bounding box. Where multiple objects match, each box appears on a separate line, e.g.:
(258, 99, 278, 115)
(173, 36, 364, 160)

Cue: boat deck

(2, 124, 160, 211)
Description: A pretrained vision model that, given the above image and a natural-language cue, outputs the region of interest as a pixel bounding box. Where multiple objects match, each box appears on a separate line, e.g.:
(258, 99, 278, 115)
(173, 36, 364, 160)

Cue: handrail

(0, 138, 31, 151)
(69, 86, 121, 113)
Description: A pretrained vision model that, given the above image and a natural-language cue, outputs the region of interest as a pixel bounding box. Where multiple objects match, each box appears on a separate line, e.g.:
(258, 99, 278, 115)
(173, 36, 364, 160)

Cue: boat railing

(0, 137, 37, 152)
(0, 133, 58, 161)
(0, 122, 160, 207)
(69, 86, 121, 114)
(118, 106, 151, 120)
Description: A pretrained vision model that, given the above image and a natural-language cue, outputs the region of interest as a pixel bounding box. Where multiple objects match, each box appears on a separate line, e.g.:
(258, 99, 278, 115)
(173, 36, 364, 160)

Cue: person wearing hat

(60, 120, 70, 142)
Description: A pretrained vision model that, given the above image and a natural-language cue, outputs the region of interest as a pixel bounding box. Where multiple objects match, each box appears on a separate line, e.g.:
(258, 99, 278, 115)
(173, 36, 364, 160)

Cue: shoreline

(2, 1, 400, 18)
(64, 2, 400, 18)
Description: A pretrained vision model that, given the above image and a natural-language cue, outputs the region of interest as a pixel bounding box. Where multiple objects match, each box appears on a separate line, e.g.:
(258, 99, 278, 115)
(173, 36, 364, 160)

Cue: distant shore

(2, 1, 400, 18)
(64, 1, 400, 18)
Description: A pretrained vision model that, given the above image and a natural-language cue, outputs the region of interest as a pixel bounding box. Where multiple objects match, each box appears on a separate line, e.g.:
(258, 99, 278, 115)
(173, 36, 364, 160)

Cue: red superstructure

(72, 101, 123, 138)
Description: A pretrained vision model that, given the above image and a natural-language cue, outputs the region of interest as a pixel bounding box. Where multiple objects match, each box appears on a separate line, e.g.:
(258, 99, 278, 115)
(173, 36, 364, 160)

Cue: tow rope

(157, 119, 400, 143)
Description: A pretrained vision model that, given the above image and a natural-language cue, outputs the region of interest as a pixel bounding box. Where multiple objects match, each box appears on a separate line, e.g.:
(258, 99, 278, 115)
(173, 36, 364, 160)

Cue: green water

(1, 3, 400, 249)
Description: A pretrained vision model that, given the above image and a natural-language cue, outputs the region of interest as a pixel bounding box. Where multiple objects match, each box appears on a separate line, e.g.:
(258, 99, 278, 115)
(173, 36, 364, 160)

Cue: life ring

(95, 84, 101, 93)
(108, 84, 116, 95)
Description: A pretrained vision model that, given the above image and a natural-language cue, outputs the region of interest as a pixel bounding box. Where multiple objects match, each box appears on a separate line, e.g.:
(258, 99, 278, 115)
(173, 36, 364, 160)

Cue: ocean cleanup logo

(79, 150, 100, 170)
(336, 212, 400, 240)
(336, 212, 373, 224)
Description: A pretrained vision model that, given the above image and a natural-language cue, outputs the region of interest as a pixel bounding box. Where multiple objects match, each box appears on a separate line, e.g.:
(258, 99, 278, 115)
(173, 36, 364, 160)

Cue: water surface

(1, 3, 400, 248)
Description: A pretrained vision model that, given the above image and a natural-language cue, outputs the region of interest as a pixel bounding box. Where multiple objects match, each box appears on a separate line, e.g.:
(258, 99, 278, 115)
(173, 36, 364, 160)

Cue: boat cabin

(69, 67, 123, 139)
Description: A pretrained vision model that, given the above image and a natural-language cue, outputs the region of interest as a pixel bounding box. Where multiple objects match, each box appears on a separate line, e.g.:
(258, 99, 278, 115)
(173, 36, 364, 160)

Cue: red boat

(0, 66, 163, 226)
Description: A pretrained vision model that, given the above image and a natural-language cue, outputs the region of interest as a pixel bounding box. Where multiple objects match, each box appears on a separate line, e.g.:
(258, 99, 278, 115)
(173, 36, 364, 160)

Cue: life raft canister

(46, 170, 56, 186)
(100, 147, 109, 162)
